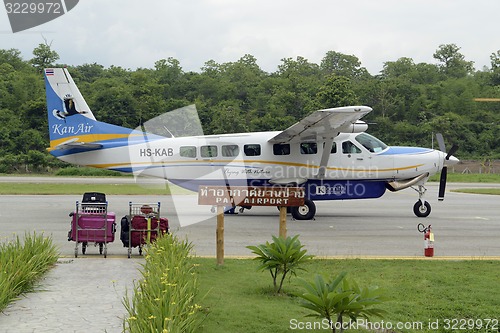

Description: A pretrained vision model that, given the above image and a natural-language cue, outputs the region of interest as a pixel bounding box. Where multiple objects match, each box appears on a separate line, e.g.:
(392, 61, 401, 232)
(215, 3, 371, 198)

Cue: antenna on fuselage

(163, 126, 175, 138)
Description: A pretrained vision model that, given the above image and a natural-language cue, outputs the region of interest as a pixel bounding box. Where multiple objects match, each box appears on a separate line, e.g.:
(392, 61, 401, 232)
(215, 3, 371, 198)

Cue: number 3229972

(442, 318, 498, 330)
(5, 2, 62, 14)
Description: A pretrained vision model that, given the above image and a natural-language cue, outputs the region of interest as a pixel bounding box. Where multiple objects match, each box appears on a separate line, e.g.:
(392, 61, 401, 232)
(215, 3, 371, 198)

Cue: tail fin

(44, 68, 136, 152)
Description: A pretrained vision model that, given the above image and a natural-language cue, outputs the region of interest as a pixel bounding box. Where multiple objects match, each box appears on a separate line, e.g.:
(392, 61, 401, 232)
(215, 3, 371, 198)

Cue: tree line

(0, 43, 499, 173)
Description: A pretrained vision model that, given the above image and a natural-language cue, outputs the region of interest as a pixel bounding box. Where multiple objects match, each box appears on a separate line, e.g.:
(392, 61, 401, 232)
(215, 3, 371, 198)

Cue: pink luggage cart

(68, 192, 116, 258)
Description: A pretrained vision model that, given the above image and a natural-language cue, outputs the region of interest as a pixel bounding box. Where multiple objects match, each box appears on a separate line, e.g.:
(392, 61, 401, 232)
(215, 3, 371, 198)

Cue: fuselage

(53, 130, 447, 201)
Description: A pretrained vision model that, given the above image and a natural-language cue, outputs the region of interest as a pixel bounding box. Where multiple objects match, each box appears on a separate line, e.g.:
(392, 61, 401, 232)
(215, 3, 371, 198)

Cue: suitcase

(120, 215, 168, 247)
(69, 211, 116, 243)
(82, 192, 106, 203)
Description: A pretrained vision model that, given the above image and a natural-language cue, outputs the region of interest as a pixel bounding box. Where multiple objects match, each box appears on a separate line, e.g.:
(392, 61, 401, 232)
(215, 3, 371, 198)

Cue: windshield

(355, 133, 388, 153)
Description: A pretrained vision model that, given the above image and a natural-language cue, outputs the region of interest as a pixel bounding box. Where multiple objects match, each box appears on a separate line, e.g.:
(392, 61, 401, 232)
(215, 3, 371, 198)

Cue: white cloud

(1, 0, 498, 74)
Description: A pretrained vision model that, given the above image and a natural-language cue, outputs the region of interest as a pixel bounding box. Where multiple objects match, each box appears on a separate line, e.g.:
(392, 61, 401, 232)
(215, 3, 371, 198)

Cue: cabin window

(273, 143, 290, 155)
(342, 141, 361, 154)
(331, 142, 337, 154)
(323, 141, 337, 154)
(244, 144, 261, 156)
(180, 146, 196, 158)
(355, 133, 388, 153)
(201, 145, 218, 158)
(222, 145, 239, 157)
(300, 142, 317, 154)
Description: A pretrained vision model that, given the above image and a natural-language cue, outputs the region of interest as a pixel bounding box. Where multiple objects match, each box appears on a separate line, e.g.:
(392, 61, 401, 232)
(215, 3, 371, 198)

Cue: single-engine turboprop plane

(44, 68, 459, 220)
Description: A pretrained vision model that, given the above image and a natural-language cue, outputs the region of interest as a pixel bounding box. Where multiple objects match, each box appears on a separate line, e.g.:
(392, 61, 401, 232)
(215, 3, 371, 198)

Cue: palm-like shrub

(296, 272, 388, 333)
(247, 235, 313, 293)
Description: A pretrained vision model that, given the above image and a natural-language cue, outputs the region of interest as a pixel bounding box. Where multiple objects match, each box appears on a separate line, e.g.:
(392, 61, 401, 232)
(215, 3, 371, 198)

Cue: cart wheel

(139, 247, 143, 256)
(82, 242, 87, 255)
(99, 243, 104, 254)
(127, 248, 131, 258)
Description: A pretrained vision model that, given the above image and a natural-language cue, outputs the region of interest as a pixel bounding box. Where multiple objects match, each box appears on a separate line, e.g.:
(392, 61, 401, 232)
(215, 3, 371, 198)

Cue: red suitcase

(129, 216, 169, 247)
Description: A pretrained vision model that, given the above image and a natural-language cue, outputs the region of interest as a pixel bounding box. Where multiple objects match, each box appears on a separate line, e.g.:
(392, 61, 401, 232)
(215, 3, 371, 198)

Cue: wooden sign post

(198, 186, 305, 265)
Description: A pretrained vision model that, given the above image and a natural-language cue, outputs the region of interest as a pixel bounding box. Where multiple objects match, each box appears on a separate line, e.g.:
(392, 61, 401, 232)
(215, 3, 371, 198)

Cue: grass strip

(0, 232, 59, 312)
(0, 183, 192, 195)
(122, 234, 203, 333)
(428, 173, 500, 183)
(451, 188, 500, 195)
(194, 258, 500, 333)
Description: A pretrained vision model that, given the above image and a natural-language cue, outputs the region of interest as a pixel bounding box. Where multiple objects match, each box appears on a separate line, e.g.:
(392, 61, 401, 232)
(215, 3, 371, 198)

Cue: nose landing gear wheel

(413, 201, 431, 218)
(290, 199, 316, 220)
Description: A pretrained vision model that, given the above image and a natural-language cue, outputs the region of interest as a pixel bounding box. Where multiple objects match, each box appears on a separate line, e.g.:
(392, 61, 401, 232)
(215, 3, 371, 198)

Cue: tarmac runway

(0, 178, 498, 258)
(0, 178, 498, 332)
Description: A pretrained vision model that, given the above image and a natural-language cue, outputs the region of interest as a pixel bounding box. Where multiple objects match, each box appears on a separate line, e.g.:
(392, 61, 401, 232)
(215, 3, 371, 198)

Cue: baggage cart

(121, 202, 168, 258)
(68, 192, 116, 258)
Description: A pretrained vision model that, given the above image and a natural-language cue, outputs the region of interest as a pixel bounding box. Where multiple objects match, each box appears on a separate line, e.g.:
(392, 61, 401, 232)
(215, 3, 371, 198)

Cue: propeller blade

(435, 133, 446, 152)
(438, 166, 447, 201)
(446, 144, 459, 160)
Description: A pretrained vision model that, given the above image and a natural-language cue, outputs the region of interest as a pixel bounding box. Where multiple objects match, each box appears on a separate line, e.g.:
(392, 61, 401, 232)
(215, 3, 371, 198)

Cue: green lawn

(0, 182, 191, 195)
(194, 258, 500, 333)
(428, 173, 500, 183)
(451, 188, 500, 195)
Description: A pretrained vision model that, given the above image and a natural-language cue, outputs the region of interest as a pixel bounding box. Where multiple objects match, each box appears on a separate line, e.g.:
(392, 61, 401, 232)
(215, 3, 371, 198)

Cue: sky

(1, 0, 499, 75)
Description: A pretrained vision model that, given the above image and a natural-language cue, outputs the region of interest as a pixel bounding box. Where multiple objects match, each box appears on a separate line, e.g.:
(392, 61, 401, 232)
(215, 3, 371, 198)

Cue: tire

(413, 201, 431, 218)
(291, 199, 316, 220)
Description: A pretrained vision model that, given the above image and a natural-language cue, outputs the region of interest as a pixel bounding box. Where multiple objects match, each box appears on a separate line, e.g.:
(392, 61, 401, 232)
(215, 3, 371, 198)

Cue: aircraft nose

(445, 155, 460, 166)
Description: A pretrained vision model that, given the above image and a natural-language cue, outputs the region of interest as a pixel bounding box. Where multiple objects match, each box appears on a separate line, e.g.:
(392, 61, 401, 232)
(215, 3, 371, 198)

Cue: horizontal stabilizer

(51, 138, 103, 151)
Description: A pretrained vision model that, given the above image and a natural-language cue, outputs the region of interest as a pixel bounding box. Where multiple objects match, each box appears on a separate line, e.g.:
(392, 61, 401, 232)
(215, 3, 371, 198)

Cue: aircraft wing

(268, 106, 372, 143)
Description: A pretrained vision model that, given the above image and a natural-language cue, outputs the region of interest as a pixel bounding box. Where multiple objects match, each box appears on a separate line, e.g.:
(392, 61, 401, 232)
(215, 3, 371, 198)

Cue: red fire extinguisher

(423, 225, 434, 257)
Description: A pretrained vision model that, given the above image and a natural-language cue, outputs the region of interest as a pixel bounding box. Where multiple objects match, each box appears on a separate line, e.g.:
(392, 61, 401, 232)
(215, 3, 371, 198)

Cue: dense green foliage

(0, 232, 59, 311)
(1, 44, 499, 173)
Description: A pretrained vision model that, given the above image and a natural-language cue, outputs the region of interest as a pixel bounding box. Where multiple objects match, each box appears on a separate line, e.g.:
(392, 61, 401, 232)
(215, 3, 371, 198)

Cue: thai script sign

(198, 186, 305, 207)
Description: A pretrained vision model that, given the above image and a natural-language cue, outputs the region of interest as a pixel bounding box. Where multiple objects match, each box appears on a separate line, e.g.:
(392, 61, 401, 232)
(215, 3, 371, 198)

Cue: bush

(247, 235, 313, 294)
(122, 234, 203, 333)
(0, 232, 59, 311)
(55, 166, 126, 177)
(296, 272, 388, 333)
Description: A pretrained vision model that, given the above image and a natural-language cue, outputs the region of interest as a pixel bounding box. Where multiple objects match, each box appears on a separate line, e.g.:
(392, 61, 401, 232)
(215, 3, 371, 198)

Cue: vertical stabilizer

(44, 68, 142, 152)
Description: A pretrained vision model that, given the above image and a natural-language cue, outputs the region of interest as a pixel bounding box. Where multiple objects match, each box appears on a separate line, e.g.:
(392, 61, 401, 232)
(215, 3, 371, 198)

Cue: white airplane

(44, 68, 459, 220)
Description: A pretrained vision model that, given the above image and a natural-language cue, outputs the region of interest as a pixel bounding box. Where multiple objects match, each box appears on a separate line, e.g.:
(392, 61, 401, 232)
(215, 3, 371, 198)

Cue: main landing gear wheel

(413, 201, 431, 218)
(291, 199, 316, 220)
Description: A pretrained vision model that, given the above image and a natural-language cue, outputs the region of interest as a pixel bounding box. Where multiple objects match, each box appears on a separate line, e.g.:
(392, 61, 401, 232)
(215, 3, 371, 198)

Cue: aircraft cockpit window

(222, 145, 240, 157)
(180, 146, 196, 158)
(201, 145, 218, 158)
(342, 141, 362, 154)
(273, 143, 290, 155)
(355, 133, 388, 153)
(300, 142, 317, 154)
(244, 144, 261, 156)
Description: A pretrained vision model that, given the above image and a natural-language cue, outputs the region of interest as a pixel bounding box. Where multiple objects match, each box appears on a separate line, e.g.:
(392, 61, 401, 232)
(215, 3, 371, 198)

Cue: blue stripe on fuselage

(378, 147, 433, 155)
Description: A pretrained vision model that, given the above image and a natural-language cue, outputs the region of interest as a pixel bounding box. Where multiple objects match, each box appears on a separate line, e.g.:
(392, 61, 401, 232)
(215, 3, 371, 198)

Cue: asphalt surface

(0, 177, 499, 332)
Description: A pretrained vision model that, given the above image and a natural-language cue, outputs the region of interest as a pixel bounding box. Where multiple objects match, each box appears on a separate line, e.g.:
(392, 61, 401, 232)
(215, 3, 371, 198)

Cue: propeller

(435, 133, 459, 201)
